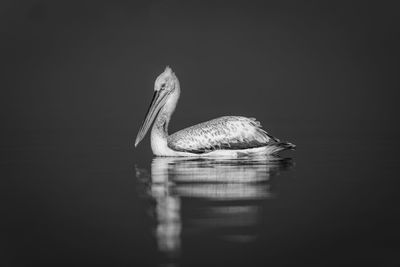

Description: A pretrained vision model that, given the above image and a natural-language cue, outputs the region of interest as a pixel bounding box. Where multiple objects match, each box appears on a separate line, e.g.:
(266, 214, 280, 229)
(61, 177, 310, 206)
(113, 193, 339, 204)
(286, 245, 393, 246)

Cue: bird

(134, 66, 295, 157)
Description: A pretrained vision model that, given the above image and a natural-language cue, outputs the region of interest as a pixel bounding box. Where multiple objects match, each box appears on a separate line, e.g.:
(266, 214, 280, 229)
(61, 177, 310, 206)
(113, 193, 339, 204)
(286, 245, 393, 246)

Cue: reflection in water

(136, 156, 293, 266)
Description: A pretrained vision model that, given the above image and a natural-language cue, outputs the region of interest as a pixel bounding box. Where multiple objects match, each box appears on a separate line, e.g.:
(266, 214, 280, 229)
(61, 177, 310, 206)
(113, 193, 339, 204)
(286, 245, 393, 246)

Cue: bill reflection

(136, 156, 293, 265)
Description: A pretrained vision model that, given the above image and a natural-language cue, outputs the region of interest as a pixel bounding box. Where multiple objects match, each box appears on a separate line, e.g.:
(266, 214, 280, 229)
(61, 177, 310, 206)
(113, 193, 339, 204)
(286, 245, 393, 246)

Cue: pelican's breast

(167, 116, 278, 153)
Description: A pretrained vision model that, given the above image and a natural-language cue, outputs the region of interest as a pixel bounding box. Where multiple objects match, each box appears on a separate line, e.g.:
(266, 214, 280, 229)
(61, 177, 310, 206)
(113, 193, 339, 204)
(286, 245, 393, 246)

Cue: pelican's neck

(150, 88, 180, 155)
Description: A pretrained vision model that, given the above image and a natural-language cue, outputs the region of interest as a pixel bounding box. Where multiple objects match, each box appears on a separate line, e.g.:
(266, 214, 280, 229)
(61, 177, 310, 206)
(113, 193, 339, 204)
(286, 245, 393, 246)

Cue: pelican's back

(167, 116, 293, 154)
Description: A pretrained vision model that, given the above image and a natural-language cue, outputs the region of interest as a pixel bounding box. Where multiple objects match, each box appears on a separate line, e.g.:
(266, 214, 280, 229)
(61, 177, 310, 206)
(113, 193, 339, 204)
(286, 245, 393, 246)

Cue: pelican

(135, 66, 295, 157)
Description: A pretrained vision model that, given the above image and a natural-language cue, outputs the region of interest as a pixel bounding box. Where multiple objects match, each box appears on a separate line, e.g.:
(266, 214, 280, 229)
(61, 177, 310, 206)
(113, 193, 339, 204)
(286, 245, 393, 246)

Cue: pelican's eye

(160, 83, 166, 90)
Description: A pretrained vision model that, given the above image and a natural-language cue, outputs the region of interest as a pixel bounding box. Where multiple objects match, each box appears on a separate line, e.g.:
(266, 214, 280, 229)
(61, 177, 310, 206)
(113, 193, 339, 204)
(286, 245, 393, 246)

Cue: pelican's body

(135, 67, 295, 157)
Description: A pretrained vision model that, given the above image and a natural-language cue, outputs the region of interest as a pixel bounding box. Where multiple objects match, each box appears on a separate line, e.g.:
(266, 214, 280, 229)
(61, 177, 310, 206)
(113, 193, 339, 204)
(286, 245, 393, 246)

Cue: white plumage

(135, 66, 295, 157)
(169, 116, 276, 152)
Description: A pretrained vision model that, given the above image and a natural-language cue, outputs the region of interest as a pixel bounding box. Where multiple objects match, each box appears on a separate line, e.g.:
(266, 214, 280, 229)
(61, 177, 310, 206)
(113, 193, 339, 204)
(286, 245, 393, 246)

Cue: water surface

(2, 125, 399, 266)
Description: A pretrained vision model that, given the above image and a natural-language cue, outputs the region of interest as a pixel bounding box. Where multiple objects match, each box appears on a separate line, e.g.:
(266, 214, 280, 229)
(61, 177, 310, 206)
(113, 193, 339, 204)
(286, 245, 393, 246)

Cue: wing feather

(167, 116, 279, 153)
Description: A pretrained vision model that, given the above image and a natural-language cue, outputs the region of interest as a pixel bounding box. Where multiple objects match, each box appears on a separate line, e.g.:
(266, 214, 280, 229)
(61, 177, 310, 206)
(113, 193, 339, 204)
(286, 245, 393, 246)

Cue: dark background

(1, 1, 399, 140)
(2, 1, 400, 266)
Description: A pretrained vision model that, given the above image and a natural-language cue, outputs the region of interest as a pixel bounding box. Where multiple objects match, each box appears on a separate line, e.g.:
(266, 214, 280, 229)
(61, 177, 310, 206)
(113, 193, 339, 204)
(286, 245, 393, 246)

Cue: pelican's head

(135, 66, 180, 147)
(154, 66, 178, 92)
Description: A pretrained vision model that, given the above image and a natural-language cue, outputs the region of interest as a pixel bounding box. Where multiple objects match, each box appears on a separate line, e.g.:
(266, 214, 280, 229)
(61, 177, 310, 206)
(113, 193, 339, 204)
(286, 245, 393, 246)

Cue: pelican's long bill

(135, 90, 169, 147)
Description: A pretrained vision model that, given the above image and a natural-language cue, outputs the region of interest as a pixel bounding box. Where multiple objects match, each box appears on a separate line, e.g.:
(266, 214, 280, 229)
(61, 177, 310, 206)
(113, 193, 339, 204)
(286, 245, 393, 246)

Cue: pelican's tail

(267, 141, 296, 154)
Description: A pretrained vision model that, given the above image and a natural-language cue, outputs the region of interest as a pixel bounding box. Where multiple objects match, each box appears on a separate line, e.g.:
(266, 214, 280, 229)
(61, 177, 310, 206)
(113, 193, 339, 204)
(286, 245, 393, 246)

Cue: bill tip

(134, 138, 140, 148)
